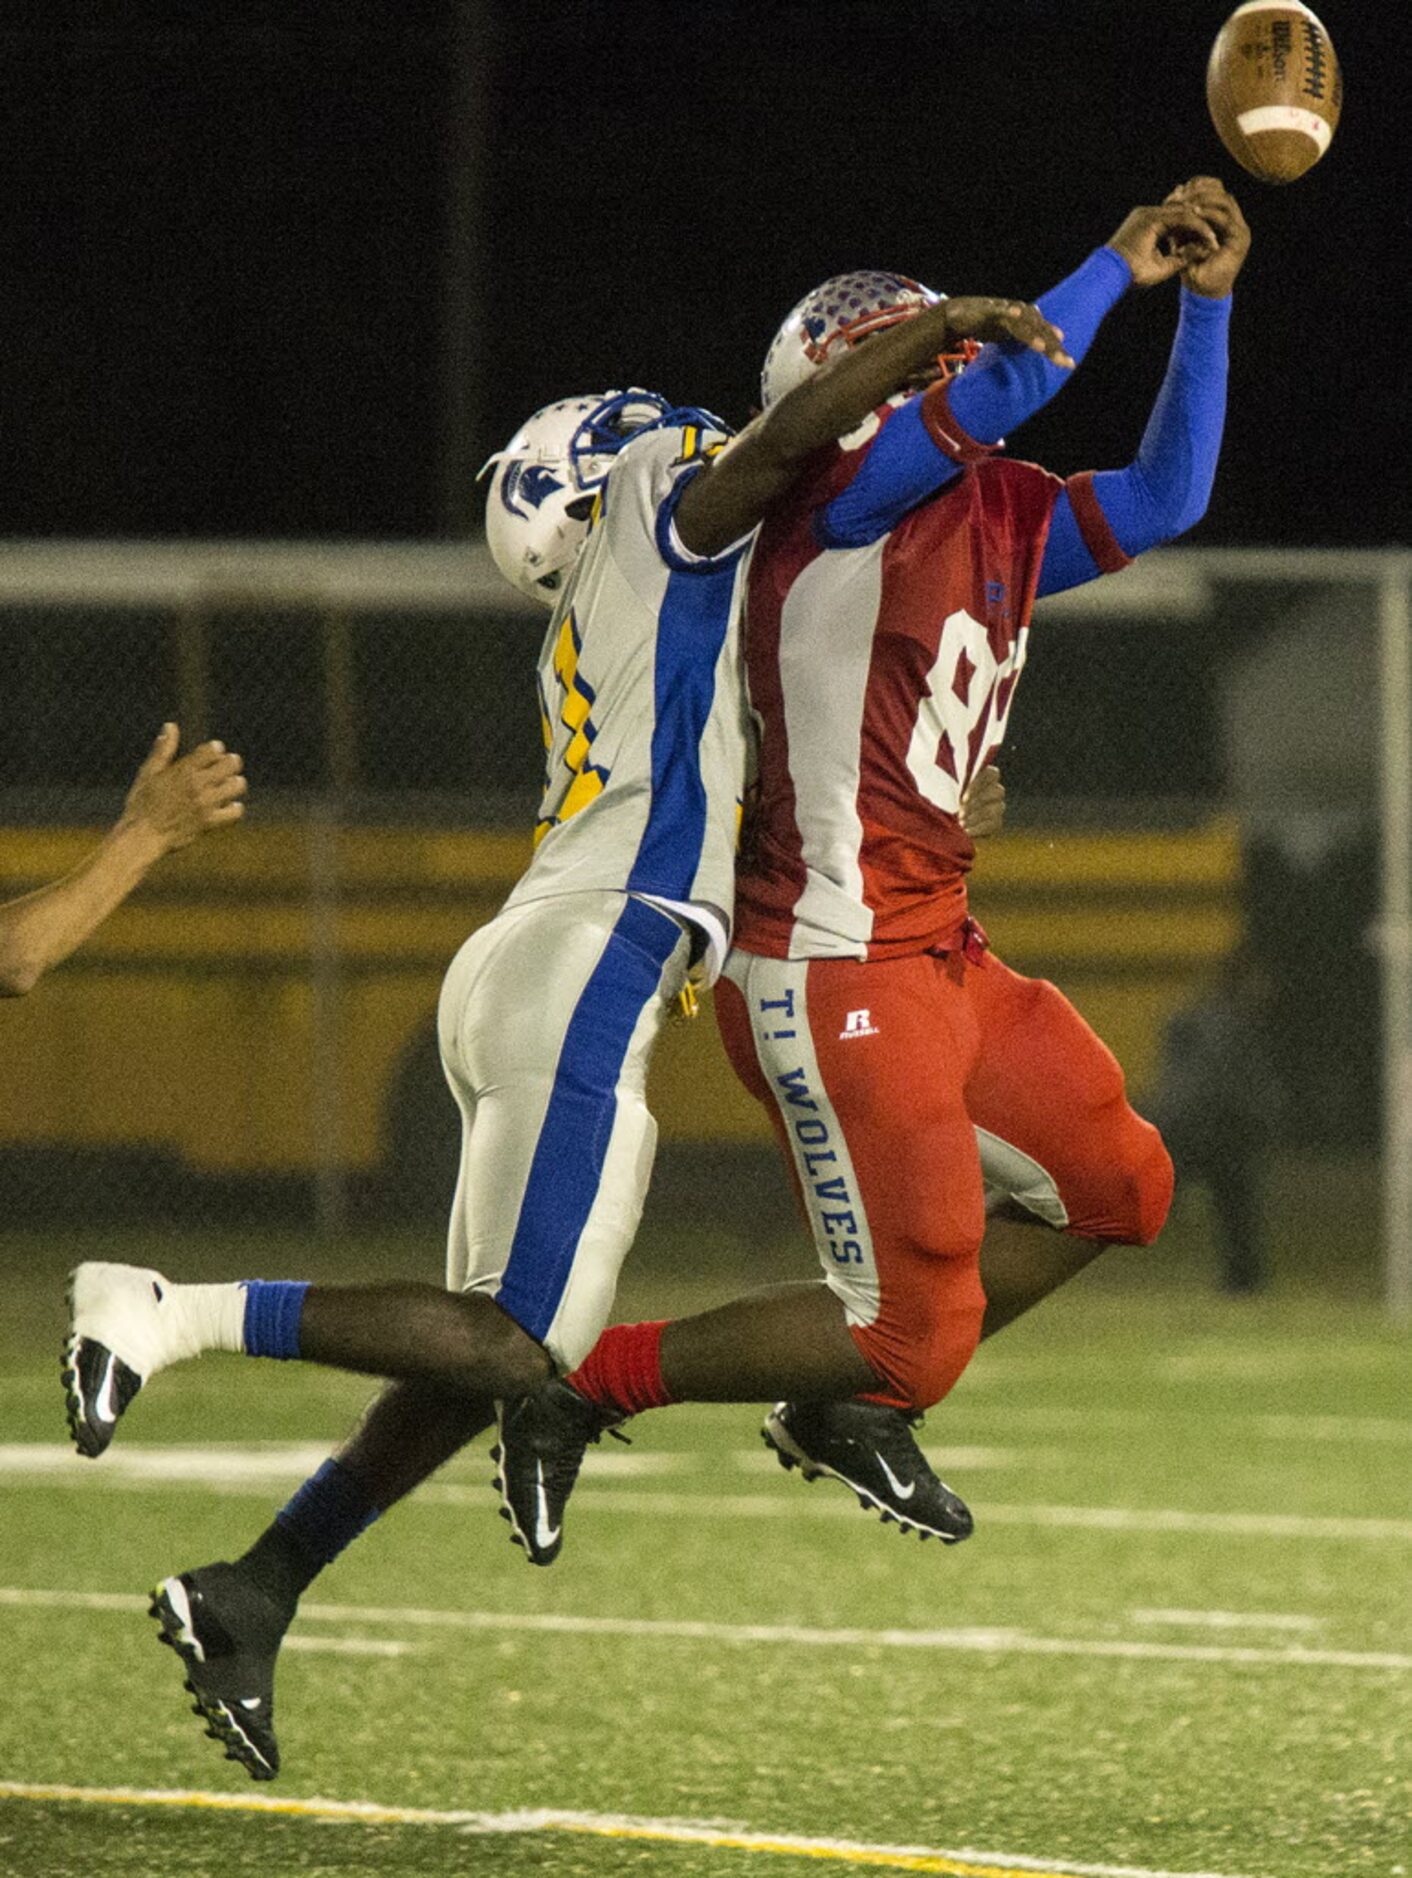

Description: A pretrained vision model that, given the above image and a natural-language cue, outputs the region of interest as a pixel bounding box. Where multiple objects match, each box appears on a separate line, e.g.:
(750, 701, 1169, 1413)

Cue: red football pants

(715, 946, 1172, 1412)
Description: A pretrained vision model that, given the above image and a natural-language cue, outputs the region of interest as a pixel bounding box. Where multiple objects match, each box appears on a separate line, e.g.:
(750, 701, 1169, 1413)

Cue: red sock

(567, 1321, 675, 1417)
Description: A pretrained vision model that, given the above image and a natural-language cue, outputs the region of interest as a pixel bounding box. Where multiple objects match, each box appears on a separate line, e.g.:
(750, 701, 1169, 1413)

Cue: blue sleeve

(1037, 287, 1231, 598)
(815, 397, 964, 547)
(948, 244, 1133, 445)
(818, 246, 1132, 551)
(1034, 488, 1105, 597)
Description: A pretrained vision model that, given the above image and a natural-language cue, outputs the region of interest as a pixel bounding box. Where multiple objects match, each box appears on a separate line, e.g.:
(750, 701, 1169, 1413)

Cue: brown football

(1207, 2, 1342, 184)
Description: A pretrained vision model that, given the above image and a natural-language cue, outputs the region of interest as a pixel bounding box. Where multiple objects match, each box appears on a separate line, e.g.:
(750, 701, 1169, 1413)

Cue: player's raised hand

(1165, 177, 1250, 298)
(959, 764, 1006, 840)
(941, 298, 1074, 369)
(122, 724, 248, 853)
(1106, 198, 1220, 288)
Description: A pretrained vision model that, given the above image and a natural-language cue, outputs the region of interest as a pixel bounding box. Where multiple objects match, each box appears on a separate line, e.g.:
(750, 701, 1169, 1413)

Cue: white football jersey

(504, 420, 753, 971)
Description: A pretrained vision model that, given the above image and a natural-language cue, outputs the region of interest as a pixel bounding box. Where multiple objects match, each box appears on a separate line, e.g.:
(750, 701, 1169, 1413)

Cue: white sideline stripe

(0, 1590, 414, 1657)
(1129, 1610, 1319, 1633)
(1, 1587, 1405, 1672)
(975, 1503, 1412, 1543)
(460, 1487, 1412, 1544)
(0, 1781, 1266, 1878)
(8, 1447, 1412, 1542)
(733, 1445, 1036, 1473)
(907, 1408, 1412, 1445)
(1251, 1414, 1412, 1445)
(0, 1442, 684, 1482)
(284, 1636, 419, 1658)
(1158, 1348, 1390, 1380)
(0, 1443, 332, 1481)
(9, 1407, 1410, 1485)
(1128, 1609, 1319, 1634)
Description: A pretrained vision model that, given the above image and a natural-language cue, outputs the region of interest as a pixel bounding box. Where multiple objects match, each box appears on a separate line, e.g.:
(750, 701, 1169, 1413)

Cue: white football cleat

(62, 1262, 182, 1457)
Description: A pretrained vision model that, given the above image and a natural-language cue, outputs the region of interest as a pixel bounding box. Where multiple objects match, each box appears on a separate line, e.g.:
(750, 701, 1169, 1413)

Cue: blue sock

(241, 1280, 310, 1358)
(274, 1459, 381, 1571)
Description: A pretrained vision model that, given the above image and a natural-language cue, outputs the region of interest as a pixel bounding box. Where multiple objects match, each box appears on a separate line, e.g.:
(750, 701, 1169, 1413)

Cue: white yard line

(1158, 1349, 1394, 1380)
(0, 1441, 684, 1481)
(0, 1590, 417, 1655)
(973, 1503, 1412, 1542)
(734, 1446, 1040, 1472)
(5, 1443, 1410, 1540)
(1, 1587, 1405, 1672)
(1251, 1414, 1412, 1444)
(448, 1486, 1412, 1544)
(0, 1442, 333, 1481)
(0, 1780, 1268, 1878)
(903, 1406, 1412, 1445)
(283, 1636, 420, 1658)
(1128, 1610, 1320, 1633)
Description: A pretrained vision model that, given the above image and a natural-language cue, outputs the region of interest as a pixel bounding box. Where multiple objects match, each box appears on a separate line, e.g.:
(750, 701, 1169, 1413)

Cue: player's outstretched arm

(1037, 179, 1248, 598)
(672, 299, 1072, 560)
(947, 194, 1221, 446)
(818, 191, 1222, 551)
(0, 724, 246, 996)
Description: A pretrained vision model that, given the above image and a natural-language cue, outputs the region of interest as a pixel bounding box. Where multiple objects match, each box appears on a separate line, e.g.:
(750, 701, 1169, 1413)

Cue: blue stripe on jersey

(498, 896, 683, 1342)
(625, 560, 736, 901)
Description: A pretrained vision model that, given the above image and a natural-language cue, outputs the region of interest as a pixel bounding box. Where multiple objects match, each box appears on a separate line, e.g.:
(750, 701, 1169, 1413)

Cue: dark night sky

(5, 1, 1409, 545)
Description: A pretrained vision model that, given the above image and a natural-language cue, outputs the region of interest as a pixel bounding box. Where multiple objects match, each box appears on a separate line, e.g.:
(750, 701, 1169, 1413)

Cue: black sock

(237, 1456, 381, 1609)
(238, 1520, 324, 1611)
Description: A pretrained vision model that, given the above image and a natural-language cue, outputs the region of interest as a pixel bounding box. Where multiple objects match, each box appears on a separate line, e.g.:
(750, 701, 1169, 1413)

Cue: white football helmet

(760, 270, 976, 408)
(481, 389, 672, 603)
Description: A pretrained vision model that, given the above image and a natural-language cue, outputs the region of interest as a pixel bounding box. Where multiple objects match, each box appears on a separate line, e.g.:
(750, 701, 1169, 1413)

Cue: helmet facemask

(803, 305, 981, 384)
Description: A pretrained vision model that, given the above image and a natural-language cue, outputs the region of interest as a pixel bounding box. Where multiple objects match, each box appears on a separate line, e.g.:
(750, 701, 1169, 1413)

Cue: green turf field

(1, 1208, 1408, 1878)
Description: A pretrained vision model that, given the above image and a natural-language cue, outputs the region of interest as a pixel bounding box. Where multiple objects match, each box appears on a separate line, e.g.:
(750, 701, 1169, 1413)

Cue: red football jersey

(733, 425, 1062, 961)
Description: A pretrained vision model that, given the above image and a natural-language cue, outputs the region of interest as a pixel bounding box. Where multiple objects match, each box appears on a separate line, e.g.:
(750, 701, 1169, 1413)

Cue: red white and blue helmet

(481, 389, 672, 603)
(761, 270, 974, 408)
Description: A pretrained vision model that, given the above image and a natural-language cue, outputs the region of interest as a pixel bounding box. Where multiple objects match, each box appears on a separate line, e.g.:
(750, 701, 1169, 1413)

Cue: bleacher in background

(0, 817, 1241, 1180)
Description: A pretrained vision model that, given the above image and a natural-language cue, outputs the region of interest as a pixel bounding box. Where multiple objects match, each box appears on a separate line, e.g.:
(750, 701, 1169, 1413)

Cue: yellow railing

(0, 819, 1242, 1172)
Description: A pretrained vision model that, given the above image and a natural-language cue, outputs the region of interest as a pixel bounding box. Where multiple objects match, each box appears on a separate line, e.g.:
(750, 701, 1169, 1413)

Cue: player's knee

(856, 1285, 985, 1413)
(1062, 1107, 1174, 1248)
(449, 1292, 553, 1396)
(1109, 1121, 1175, 1246)
(904, 1337, 977, 1412)
(880, 1332, 980, 1413)
(1133, 1128, 1176, 1244)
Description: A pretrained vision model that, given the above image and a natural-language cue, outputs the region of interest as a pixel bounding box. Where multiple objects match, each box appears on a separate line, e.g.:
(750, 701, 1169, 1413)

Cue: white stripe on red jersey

(734, 435, 1061, 961)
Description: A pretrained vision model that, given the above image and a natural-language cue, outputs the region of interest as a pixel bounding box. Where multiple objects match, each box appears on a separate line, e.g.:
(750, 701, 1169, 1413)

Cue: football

(1206, 1, 1342, 184)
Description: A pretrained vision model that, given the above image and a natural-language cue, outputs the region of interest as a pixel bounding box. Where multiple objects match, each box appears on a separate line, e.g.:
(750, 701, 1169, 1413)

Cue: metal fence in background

(1, 540, 1408, 1315)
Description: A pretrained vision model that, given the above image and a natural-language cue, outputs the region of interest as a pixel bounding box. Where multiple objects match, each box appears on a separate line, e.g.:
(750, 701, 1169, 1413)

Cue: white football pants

(436, 889, 690, 1369)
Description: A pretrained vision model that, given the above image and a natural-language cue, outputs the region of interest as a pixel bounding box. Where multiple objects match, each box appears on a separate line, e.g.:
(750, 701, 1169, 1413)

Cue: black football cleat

(763, 1399, 974, 1544)
(492, 1379, 621, 1566)
(61, 1269, 194, 1457)
(61, 1335, 143, 1460)
(62, 1262, 175, 1457)
(149, 1562, 291, 1781)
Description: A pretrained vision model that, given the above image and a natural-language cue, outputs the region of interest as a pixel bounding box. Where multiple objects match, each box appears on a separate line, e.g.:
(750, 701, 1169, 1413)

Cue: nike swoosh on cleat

(534, 1462, 561, 1552)
(92, 1352, 120, 1428)
(874, 1453, 917, 1501)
